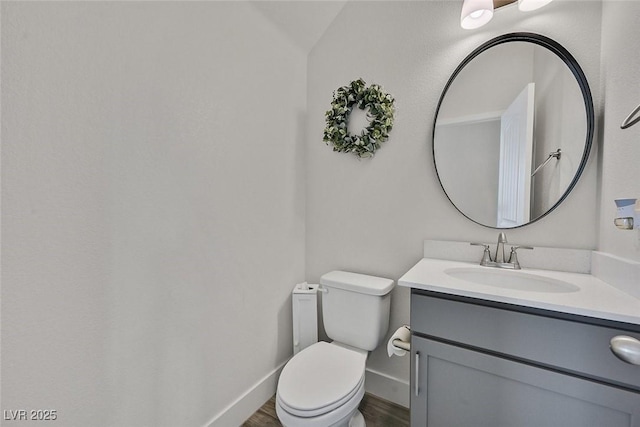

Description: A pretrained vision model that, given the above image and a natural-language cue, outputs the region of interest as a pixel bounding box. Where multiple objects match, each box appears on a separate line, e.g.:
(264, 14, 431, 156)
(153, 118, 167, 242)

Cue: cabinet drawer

(411, 336, 640, 427)
(411, 292, 640, 391)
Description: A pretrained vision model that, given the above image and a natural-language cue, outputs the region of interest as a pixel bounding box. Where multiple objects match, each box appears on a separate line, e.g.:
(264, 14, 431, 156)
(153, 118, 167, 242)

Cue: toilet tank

(320, 271, 395, 351)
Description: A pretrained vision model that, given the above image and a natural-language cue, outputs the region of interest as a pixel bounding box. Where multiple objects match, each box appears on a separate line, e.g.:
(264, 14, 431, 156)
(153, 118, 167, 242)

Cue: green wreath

(323, 78, 395, 158)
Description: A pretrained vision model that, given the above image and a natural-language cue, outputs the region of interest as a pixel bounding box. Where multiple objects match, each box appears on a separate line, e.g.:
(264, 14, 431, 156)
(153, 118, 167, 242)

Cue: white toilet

(276, 271, 395, 427)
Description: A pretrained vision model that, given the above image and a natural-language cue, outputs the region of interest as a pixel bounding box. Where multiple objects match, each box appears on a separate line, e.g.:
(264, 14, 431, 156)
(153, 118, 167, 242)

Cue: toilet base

(348, 410, 365, 427)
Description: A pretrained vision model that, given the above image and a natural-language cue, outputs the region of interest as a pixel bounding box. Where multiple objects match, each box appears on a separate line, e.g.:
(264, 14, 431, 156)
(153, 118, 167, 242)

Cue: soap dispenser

(614, 198, 637, 230)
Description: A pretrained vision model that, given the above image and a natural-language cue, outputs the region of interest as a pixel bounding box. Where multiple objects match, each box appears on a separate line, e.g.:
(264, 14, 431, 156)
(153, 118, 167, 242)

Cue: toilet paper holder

(392, 337, 411, 351)
(391, 325, 411, 351)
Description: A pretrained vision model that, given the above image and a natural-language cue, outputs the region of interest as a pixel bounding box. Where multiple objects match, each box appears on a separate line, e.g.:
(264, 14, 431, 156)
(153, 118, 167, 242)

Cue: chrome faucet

(494, 232, 507, 263)
(471, 233, 533, 270)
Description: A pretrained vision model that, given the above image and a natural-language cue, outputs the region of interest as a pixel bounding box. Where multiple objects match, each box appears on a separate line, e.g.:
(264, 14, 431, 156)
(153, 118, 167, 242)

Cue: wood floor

(242, 393, 410, 427)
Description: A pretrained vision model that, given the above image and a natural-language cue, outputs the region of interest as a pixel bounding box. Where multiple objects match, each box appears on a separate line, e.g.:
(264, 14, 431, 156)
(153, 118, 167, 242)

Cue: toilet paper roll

(387, 325, 411, 357)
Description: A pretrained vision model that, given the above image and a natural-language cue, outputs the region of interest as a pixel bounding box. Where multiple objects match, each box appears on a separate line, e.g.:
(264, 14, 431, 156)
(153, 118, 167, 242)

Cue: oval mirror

(433, 33, 594, 228)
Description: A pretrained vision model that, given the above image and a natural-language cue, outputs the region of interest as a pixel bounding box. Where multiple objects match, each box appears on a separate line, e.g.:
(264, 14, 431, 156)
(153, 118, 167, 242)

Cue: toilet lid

(277, 342, 366, 416)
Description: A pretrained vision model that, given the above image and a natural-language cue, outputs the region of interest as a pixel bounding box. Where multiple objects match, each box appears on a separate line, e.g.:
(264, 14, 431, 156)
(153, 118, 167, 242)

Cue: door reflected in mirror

(433, 33, 593, 229)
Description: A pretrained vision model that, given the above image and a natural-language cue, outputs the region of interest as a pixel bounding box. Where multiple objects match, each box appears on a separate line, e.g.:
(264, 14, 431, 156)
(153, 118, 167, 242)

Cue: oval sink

(445, 268, 580, 293)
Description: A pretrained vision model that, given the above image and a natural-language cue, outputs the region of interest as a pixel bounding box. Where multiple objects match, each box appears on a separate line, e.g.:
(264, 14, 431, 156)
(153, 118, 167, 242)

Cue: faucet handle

(470, 242, 492, 264)
(470, 242, 490, 248)
(510, 245, 534, 251)
(508, 245, 533, 269)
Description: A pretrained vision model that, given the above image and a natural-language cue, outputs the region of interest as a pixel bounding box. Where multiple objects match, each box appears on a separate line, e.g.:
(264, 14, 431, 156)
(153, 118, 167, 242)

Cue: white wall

(531, 45, 587, 218)
(306, 0, 602, 394)
(1, 2, 306, 426)
(598, 1, 640, 262)
(436, 119, 501, 226)
(437, 42, 535, 121)
(5, 0, 637, 424)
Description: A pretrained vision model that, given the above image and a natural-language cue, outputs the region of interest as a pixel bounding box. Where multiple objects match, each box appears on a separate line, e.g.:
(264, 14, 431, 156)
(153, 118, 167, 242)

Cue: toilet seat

(275, 381, 365, 427)
(277, 342, 366, 418)
(277, 375, 365, 418)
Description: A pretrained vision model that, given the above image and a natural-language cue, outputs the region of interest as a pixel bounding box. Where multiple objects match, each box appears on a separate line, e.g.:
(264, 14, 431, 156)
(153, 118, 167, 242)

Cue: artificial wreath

(323, 78, 395, 158)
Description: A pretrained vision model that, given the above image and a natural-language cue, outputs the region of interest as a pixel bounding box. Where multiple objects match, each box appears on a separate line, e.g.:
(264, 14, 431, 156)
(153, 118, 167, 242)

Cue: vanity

(403, 29, 640, 425)
(400, 256, 640, 427)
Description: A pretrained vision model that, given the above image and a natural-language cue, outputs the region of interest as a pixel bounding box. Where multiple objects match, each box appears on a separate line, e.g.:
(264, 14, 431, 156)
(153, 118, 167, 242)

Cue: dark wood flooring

(242, 393, 409, 427)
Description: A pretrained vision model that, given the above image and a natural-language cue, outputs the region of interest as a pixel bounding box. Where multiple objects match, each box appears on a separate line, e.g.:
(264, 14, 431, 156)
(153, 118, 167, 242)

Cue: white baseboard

(203, 361, 409, 427)
(365, 368, 410, 409)
(204, 361, 286, 427)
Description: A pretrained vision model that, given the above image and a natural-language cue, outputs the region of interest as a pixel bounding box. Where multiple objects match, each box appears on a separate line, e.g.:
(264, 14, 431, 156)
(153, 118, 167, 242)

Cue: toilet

(276, 271, 395, 427)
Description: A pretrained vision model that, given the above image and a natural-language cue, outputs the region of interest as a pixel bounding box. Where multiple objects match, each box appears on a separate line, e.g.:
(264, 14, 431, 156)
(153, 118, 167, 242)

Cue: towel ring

(621, 103, 640, 129)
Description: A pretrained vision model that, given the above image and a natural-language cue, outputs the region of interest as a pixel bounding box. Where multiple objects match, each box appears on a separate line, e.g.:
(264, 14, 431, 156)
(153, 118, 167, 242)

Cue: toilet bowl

(276, 271, 395, 427)
(275, 342, 367, 427)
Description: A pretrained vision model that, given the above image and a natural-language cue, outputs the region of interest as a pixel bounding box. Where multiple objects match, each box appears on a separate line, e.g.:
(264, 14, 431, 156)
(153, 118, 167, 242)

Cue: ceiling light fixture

(460, 0, 494, 30)
(461, 0, 554, 30)
(518, 0, 554, 12)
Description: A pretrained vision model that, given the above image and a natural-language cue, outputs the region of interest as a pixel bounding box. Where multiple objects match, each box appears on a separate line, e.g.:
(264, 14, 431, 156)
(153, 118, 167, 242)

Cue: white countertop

(399, 258, 640, 326)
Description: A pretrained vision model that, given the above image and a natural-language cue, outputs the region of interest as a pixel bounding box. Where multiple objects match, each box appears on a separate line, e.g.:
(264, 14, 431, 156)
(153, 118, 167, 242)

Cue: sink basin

(445, 268, 580, 293)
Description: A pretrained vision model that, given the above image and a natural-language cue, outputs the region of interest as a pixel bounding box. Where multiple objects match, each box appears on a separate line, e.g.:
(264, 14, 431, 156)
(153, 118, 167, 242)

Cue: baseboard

(204, 361, 286, 427)
(365, 368, 410, 409)
(203, 361, 409, 426)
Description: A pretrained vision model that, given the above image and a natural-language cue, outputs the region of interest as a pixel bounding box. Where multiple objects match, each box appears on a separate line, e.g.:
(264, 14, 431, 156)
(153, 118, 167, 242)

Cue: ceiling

(250, 1, 348, 53)
(250, 0, 518, 53)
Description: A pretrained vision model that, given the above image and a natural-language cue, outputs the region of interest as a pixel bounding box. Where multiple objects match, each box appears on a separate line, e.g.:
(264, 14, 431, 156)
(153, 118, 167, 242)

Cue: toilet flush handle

(317, 286, 328, 293)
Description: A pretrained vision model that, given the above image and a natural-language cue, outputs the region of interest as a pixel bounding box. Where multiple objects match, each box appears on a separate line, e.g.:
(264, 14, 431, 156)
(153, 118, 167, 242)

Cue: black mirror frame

(432, 32, 595, 229)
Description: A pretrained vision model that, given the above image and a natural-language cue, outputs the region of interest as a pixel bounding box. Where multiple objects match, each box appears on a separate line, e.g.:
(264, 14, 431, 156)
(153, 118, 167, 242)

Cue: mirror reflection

(433, 34, 593, 228)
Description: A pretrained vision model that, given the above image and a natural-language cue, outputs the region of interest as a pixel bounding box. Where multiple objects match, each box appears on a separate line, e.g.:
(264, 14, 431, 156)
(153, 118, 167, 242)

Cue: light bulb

(461, 0, 494, 30)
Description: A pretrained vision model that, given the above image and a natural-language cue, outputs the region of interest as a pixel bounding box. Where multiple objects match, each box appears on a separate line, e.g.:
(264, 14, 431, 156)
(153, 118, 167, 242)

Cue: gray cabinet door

(411, 336, 640, 427)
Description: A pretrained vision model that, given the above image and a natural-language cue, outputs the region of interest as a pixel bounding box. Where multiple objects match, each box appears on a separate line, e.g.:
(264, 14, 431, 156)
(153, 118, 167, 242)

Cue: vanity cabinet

(410, 290, 640, 427)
